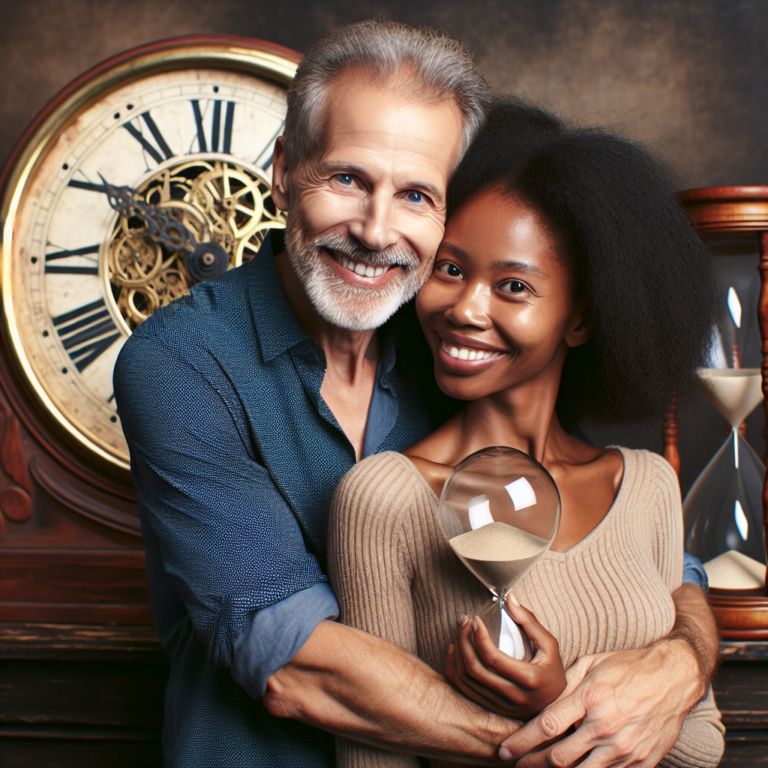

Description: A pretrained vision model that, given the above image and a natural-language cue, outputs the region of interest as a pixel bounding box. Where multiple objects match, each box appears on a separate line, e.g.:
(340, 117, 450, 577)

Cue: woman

(328, 100, 725, 768)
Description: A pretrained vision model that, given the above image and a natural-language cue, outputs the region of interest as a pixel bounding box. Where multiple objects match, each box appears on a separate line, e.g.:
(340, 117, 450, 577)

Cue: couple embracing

(114, 18, 725, 768)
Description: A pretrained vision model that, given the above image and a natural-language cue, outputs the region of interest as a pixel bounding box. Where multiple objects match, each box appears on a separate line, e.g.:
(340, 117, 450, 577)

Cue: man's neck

(274, 249, 378, 459)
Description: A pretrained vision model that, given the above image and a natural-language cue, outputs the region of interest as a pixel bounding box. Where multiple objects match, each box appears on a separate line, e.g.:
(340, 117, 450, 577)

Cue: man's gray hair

(283, 18, 491, 170)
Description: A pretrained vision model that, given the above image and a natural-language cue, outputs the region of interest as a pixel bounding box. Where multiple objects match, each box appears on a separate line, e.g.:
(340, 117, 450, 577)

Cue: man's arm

(497, 584, 718, 767)
(117, 336, 518, 763)
(264, 619, 518, 765)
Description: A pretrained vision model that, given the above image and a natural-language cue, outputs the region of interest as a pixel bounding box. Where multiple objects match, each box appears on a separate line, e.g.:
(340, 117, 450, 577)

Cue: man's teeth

(442, 343, 499, 361)
(338, 254, 388, 278)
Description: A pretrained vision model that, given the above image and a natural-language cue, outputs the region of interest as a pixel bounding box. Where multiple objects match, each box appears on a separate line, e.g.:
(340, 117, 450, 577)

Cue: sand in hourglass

(449, 521, 549, 592)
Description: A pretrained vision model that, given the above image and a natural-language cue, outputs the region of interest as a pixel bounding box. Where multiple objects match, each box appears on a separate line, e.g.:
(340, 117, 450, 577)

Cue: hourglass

(683, 367, 766, 589)
(677, 186, 768, 637)
(439, 447, 560, 660)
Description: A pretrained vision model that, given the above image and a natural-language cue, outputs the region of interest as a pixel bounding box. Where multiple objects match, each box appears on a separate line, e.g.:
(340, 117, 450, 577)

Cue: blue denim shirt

(114, 236, 433, 768)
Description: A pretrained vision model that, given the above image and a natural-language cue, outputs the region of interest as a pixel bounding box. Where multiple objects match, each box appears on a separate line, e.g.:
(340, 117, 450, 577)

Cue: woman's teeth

(442, 343, 500, 361)
(337, 254, 388, 278)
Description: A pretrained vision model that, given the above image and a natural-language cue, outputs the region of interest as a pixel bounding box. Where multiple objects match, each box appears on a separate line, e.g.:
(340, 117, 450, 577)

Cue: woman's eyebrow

(493, 259, 547, 277)
(438, 242, 469, 258)
(439, 244, 547, 276)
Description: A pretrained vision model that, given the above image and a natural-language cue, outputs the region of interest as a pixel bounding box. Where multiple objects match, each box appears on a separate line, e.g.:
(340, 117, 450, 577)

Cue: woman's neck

(409, 363, 575, 471)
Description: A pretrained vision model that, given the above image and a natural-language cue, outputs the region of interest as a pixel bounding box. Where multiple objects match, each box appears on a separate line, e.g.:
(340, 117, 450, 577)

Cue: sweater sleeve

(648, 451, 685, 594)
(646, 453, 725, 767)
(661, 689, 725, 768)
(328, 453, 422, 768)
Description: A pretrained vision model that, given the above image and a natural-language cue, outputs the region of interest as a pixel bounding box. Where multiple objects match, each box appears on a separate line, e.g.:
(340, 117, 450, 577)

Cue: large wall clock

(0, 36, 300, 473)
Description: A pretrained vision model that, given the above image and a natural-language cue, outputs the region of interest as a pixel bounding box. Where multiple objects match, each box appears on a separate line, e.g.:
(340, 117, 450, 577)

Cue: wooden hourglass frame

(665, 187, 768, 638)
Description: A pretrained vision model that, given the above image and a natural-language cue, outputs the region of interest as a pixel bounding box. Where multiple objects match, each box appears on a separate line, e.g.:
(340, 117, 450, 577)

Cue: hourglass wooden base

(708, 590, 768, 639)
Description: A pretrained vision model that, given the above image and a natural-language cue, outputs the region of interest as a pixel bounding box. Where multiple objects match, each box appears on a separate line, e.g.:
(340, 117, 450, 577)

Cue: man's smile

(331, 250, 391, 278)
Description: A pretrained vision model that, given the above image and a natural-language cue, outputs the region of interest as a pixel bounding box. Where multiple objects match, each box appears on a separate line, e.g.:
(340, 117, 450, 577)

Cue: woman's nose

(443, 283, 492, 329)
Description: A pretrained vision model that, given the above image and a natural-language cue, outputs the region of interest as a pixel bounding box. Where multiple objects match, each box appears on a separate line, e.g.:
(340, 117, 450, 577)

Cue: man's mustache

(311, 234, 420, 271)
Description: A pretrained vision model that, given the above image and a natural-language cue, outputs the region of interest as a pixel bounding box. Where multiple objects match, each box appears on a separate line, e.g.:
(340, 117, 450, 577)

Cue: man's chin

(314, 299, 404, 332)
(310, 284, 414, 332)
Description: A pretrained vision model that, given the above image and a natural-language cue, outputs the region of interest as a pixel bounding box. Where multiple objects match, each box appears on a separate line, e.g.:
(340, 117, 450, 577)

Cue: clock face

(1, 40, 298, 471)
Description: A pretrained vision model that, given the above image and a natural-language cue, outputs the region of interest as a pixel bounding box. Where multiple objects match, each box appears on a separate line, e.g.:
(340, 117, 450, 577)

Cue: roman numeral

(52, 298, 120, 373)
(190, 100, 236, 154)
(124, 111, 175, 165)
(255, 120, 285, 170)
(45, 244, 99, 275)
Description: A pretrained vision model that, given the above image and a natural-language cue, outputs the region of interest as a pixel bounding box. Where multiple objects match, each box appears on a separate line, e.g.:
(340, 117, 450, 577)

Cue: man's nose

(348, 190, 398, 252)
(444, 284, 492, 329)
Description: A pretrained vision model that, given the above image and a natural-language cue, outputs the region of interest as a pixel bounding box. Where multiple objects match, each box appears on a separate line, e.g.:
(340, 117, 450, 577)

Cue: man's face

(274, 72, 464, 331)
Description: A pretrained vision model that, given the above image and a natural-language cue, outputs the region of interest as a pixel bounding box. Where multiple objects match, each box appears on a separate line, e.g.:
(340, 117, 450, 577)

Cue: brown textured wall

(2, 0, 768, 187)
(1, 0, 767, 491)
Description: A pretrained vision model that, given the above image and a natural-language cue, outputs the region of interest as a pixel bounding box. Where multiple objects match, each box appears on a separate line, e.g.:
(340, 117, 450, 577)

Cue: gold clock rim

(0, 38, 298, 472)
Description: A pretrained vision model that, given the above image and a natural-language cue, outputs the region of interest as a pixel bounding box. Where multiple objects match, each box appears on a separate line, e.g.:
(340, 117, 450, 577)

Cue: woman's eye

(437, 262, 463, 278)
(406, 190, 424, 204)
(335, 174, 354, 186)
(501, 280, 527, 294)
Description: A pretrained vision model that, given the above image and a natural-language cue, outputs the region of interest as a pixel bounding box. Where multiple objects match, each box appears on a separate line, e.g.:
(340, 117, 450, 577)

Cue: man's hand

(446, 595, 566, 721)
(497, 584, 718, 767)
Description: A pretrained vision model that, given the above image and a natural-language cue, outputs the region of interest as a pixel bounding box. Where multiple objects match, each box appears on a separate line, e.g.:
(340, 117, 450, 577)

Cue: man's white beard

(285, 217, 426, 332)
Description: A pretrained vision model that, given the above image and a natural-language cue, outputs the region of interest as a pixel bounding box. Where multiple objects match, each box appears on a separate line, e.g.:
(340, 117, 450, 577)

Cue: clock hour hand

(99, 174, 229, 281)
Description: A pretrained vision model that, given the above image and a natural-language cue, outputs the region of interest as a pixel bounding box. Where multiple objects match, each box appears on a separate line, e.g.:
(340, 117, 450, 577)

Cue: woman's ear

(565, 303, 593, 348)
(271, 137, 290, 211)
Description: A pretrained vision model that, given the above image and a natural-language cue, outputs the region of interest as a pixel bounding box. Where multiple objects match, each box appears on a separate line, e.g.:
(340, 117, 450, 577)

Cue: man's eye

(501, 280, 527, 293)
(437, 262, 463, 278)
(335, 174, 354, 186)
(406, 191, 424, 203)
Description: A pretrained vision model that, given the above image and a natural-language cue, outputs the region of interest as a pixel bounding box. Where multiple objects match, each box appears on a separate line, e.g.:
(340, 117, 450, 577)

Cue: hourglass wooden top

(679, 187, 768, 232)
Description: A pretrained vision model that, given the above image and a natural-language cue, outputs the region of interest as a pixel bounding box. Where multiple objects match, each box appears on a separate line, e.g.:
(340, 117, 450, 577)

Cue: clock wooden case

(0, 36, 300, 765)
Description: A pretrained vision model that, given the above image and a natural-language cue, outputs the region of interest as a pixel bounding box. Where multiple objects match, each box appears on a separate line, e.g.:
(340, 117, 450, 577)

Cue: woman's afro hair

(446, 97, 720, 429)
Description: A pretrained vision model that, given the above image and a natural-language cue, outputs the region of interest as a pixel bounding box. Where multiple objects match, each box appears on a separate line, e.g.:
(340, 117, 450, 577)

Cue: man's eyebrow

(322, 162, 367, 175)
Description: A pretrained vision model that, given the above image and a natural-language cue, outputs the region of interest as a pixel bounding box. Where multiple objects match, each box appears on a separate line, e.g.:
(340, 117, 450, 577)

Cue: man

(114, 19, 718, 768)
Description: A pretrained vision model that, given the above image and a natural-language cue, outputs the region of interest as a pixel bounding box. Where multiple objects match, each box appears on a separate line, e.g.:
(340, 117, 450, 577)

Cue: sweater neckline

(395, 445, 630, 562)
(543, 445, 629, 561)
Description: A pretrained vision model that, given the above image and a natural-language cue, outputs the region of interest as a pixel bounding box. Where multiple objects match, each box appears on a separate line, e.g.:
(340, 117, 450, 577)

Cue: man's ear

(271, 137, 290, 211)
(565, 304, 593, 349)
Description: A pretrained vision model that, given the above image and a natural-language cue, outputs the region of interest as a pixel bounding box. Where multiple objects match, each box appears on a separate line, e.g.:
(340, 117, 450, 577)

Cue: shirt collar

(247, 233, 313, 363)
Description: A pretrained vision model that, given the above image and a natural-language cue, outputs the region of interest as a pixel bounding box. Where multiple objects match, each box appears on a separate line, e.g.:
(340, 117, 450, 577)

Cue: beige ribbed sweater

(328, 447, 725, 768)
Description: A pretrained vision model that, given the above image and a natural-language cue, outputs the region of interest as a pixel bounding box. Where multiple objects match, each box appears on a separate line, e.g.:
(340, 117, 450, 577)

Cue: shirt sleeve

(682, 552, 709, 592)
(231, 583, 339, 698)
(114, 335, 329, 669)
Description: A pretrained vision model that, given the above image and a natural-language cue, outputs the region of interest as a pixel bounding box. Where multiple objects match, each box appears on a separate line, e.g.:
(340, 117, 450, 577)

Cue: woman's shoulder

(332, 451, 436, 514)
(613, 446, 677, 480)
(610, 446, 680, 506)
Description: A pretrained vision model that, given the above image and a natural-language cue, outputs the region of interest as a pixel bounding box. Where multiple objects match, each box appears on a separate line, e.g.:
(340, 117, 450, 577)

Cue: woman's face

(415, 187, 590, 402)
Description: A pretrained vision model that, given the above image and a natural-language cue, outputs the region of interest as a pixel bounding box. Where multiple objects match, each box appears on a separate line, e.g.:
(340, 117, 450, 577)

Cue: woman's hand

(445, 594, 566, 720)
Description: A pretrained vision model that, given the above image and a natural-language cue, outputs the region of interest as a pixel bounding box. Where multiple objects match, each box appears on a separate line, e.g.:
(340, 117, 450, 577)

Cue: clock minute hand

(99, 174, 198, 254)
(99, 174, 230, 282)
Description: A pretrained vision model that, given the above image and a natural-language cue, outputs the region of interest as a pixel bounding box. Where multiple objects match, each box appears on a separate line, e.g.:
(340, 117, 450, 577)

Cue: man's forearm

(263, 619, 517, 764)
(666, 583, 719, 684)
